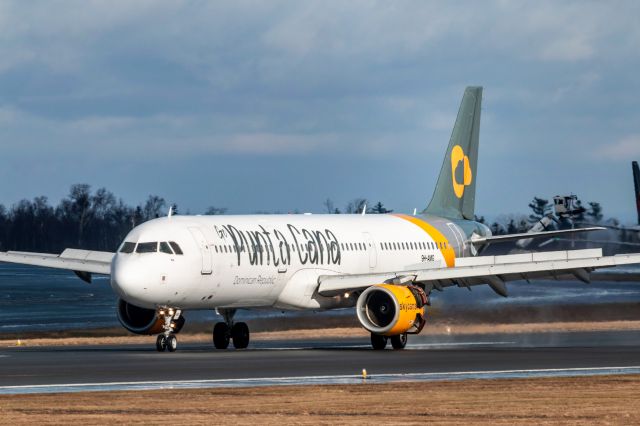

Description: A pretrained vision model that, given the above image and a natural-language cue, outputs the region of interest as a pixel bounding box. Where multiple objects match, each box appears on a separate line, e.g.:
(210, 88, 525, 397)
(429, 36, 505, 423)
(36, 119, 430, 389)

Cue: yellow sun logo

(450, 145, 473, 199)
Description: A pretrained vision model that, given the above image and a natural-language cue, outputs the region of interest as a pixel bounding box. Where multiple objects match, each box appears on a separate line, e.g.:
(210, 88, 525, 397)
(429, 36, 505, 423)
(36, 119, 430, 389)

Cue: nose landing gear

(155, 308, 181, 352)
(213, 309, 250, 349)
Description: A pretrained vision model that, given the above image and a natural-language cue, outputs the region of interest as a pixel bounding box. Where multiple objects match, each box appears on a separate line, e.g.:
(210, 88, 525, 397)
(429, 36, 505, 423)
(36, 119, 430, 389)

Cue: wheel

(370, 333, 388, 350)
(390, 333, 408, 350)
(166, 335, 178, 352)
(156, 335, 167, 352)
(231, 322, 250, 349)
(213, 322, 230, 349)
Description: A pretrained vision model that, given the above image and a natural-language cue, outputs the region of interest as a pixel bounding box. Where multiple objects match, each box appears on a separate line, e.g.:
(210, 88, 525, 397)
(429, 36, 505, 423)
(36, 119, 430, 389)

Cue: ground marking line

(2, 366, 640, 391)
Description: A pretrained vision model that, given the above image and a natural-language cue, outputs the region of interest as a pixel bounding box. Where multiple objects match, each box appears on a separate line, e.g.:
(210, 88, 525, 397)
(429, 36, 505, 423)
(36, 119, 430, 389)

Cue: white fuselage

(111, 214, 488, 311)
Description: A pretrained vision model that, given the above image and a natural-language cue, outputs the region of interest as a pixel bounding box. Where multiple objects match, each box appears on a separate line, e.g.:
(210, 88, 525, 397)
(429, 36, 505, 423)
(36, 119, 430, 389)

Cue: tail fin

(633, 161, 640, 225)
(425, 86, 482, 220)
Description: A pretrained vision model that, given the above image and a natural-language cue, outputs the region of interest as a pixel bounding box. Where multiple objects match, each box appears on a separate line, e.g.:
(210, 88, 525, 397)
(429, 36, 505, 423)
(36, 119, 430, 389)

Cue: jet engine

(117, 299, 185, 335)
(356, 284, 427, 336)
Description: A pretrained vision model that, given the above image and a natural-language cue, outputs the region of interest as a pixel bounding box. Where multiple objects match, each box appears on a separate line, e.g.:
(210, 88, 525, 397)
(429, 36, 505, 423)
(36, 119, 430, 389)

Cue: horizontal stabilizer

(469, 227, 606, 246)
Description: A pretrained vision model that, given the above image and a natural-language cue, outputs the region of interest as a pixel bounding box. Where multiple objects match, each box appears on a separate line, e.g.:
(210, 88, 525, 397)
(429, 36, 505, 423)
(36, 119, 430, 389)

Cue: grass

(1, 375, 639, 425)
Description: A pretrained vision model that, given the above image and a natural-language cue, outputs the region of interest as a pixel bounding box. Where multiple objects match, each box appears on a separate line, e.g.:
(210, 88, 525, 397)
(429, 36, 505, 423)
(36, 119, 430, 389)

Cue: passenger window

(169, 242, 184, 255)
(136, 242, 158, 253)
(159, 242, 174, 254)
(119, 242, 136, 253)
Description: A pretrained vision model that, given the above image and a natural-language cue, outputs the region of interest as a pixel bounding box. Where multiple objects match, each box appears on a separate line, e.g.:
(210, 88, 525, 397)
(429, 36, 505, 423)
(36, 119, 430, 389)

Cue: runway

(1, 329, 640, 394)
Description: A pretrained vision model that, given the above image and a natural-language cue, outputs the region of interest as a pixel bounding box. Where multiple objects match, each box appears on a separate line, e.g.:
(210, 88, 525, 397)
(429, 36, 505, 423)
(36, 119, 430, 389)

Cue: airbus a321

(2, 87, 639, 352)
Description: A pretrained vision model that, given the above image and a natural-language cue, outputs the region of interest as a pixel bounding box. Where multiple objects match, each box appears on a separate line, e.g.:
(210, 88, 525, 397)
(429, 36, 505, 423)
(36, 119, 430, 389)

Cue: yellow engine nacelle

(356, 284, 427, 336)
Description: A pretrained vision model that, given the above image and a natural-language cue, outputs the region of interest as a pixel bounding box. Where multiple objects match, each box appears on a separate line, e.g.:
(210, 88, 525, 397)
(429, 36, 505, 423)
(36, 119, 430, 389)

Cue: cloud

(0, 1, 639, 218)
(596, 135, 640, 160)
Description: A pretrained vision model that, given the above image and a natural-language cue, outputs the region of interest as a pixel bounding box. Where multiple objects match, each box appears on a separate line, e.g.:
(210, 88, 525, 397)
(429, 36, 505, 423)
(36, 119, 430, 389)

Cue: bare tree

(345, 198, 368, 214)
(322, 198, 335, 214)
(141, 195, 166, 221)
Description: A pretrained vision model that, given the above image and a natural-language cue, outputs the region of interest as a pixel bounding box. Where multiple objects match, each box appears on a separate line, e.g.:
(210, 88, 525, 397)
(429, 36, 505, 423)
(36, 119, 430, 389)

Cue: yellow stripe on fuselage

(392, 214, 456, 267)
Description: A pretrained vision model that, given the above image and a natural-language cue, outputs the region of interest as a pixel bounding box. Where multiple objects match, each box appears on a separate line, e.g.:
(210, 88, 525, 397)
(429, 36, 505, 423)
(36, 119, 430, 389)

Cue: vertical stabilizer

(425, 87, 482, 220)
(633, 161, 640, 225)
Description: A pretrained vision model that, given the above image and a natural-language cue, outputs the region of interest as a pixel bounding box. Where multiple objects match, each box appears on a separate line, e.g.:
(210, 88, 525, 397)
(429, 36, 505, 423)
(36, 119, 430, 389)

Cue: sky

(1, 1, 639, 222)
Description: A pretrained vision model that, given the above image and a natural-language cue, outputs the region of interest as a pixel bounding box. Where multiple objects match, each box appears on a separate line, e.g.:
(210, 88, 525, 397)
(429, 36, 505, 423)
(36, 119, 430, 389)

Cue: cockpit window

(119, 242, 136, 253)
(169, 241, 183, 255)
(136, 242, 158, 253)
(159, 242, 174, 255)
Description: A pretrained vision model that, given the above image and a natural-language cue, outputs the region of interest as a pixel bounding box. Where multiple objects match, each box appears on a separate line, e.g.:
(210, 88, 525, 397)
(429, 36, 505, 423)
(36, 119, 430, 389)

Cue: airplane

(1, 87, 639, 352)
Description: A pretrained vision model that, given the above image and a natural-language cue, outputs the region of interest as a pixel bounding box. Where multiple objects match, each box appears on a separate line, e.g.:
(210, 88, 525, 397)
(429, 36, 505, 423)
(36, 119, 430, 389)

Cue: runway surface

(1, 329, 640, 394)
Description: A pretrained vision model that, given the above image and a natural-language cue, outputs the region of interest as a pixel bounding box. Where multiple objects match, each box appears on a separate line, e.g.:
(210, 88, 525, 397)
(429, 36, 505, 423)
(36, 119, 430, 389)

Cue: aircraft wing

(0, 249, 113, 282)
(470, 226, 606, 245)
(318, 248, 640, 298)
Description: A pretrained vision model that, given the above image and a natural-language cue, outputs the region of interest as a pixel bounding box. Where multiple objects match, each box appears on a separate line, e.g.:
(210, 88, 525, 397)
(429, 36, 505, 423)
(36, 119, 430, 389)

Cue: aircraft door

(363, 232, 377, 269)
(188, 227, 213, 275)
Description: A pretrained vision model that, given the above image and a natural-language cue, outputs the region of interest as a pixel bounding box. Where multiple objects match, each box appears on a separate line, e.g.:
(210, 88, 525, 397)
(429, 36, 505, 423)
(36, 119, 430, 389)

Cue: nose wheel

(155, 308, 181, 352)
(156, 335, 167, 352)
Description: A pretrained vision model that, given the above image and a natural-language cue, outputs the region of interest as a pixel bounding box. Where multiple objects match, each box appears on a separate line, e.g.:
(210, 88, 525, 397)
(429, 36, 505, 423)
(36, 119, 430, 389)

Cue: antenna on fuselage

(361, 204, 367, 215)
(168, 205, 174, 218)
(413, 208, 417, 216)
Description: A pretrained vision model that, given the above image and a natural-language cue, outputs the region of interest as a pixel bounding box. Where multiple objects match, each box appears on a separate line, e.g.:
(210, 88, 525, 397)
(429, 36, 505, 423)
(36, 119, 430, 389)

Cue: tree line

(0, 185, 168, 252)
(481, 196, 609, 236)
(0, 187, 395, 252)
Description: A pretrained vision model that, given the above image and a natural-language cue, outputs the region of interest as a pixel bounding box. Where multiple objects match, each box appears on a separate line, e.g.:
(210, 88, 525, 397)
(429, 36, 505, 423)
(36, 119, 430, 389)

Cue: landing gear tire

(390, 333, 408, 350)
(371, 333, 388, 350)
(213, 322, 230, 349)
(156, 335, 167, 352)
(166, 335, 178, 352)
(231, 322, 250, 349)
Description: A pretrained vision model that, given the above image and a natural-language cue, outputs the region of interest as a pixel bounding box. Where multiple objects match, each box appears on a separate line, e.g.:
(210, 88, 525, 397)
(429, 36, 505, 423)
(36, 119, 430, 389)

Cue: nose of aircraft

(111, 255, 151, 305)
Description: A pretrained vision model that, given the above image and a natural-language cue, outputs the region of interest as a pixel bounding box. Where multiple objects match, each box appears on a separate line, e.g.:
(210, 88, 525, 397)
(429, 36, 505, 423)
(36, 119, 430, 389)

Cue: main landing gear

(213, 309, 250, 349)
(370, 332, 408, 350)
(155, 308, 182, 352)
